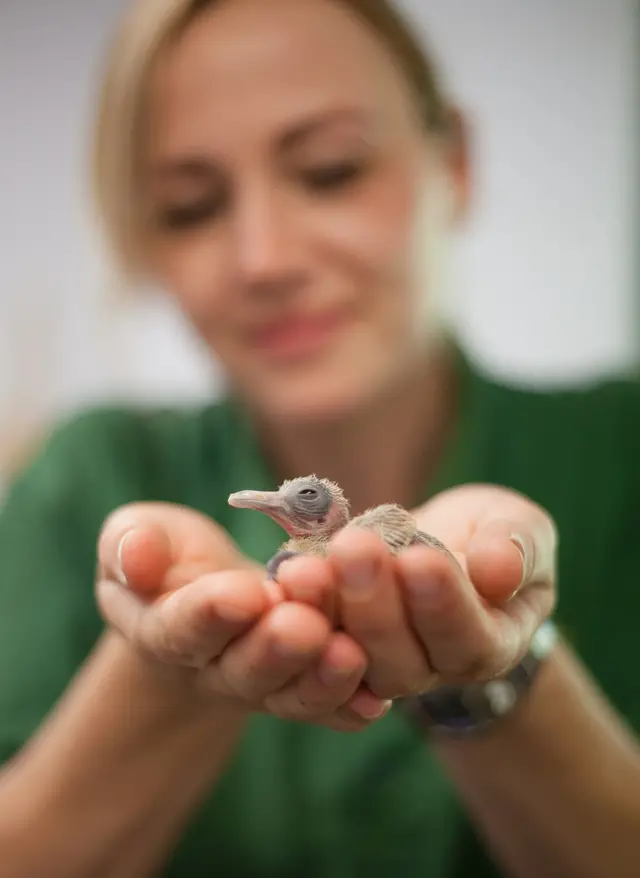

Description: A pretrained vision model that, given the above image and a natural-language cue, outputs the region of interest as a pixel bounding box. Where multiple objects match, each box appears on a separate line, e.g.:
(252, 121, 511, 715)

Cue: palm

(413, 483, 555, 602)
(408, 483, 557, 675)
(96, 502, 389, 729)
(99, 502, 258, 598)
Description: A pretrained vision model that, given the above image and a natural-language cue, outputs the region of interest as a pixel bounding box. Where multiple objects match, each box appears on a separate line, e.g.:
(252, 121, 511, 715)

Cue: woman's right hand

(96, 502, 389, 731)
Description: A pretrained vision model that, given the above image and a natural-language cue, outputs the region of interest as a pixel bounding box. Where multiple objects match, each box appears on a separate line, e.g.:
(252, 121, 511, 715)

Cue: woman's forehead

(146, 0, 415, 154)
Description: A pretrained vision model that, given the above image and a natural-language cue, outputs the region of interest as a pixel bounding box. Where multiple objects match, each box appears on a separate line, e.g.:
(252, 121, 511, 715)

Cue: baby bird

(228, 474, 450, 580)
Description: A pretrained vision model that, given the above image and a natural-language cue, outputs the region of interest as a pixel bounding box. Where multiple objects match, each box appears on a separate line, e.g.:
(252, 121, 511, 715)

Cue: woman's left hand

(276, 484, 557, 700)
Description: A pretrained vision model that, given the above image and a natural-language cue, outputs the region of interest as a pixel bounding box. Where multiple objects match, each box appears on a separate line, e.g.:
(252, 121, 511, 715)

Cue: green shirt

(1, 349, 639, 877)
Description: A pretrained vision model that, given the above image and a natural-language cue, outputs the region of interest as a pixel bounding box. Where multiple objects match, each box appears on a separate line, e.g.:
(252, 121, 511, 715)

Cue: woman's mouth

(248, 308, 350, 362)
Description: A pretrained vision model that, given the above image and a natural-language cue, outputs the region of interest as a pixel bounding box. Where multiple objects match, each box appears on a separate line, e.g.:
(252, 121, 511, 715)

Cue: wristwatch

(398, 620, 559, 736)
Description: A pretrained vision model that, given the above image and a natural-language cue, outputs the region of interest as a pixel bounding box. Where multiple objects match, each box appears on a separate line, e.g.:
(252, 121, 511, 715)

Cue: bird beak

(228, 490, 287, 515)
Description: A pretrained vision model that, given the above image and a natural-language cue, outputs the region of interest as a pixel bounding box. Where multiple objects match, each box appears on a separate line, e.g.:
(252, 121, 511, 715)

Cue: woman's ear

(443, 106, 472, 223)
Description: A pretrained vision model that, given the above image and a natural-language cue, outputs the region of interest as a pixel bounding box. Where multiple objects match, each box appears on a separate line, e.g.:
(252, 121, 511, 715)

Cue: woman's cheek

(160, 240, 228, 322)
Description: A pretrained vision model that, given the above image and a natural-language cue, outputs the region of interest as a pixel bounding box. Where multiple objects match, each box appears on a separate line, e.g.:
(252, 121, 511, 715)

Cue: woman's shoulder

(504, 370, 639, 417)
(474, 370, 640, 720)
(468, 366, 640, 565)
(2, 398, 243, 519)
(475, 364, 640, 466)
(454, 343, 639, 460)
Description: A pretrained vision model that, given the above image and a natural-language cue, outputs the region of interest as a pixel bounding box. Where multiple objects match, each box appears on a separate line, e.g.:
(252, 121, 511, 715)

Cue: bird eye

(298, 488, 317, 497)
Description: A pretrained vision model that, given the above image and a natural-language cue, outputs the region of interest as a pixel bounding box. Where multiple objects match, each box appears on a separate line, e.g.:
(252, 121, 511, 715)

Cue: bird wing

(348, 504, 415, 554)
(349, 503, 452, 557)
(408, 529, 451, 554)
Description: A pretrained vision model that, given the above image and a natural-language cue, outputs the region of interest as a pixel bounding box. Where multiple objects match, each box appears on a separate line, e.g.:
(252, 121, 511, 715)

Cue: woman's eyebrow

(147, 158, 218, 182)
(278, 106, 377, 150)
(147, 108, 378, 181)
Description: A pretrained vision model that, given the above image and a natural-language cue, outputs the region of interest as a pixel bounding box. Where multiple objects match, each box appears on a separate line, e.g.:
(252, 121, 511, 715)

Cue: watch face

(423, 688, 475, 729)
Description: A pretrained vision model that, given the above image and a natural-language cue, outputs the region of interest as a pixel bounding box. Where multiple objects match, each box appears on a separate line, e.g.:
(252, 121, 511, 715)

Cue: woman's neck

(256, 342, 457, 515)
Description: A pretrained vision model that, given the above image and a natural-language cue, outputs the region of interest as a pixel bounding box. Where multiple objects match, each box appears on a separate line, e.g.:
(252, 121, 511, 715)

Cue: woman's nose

(232, 183, 307, 293)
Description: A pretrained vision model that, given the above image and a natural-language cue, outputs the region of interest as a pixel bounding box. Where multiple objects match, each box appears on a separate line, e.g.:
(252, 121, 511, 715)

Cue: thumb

(466, 515, 556, 603)
(98, 501, 254, 597)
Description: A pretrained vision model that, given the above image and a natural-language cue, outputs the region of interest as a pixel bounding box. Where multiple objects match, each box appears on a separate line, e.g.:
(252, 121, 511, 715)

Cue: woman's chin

(248, 365, 394, 425)
(228, 332, 415, 425)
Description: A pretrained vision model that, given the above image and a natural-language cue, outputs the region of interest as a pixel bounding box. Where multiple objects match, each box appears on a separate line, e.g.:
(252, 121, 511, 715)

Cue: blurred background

(1, 0, 639, 487)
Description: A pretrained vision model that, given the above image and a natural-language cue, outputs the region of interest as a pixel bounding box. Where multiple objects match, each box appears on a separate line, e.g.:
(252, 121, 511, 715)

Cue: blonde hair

(92, 0, 450, 278)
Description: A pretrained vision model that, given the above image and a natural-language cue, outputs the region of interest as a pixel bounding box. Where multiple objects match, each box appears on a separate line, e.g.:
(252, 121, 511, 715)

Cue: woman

(0, 0, 639, 875)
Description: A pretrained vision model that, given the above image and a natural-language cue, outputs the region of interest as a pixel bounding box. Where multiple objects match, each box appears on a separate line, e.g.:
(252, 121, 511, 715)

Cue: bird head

(228, 475, 350, 538)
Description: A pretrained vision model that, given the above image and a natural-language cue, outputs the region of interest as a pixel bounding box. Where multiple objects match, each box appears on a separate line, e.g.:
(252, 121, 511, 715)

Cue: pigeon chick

(228, 474, 450, 580)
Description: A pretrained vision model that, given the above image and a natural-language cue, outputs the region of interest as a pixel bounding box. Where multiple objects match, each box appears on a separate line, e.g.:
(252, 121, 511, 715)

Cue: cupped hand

(95, 503, 389, 731)
(275, 484, 557, 700)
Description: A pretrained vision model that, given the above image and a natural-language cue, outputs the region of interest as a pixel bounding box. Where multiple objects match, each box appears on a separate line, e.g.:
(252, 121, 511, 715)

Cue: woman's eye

(301, 161, 365, 192)
(156, 198, 225, 230)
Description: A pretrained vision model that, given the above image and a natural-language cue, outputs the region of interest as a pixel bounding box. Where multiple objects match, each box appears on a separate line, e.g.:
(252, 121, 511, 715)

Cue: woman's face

(143, 0, 466, 421)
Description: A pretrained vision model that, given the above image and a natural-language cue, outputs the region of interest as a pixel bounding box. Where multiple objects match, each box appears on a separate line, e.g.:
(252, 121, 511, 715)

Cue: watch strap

(397, 620, 558, 735)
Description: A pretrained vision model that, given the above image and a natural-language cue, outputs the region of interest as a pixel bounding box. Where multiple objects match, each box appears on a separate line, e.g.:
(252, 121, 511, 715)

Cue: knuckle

(196, 665, 239, 703)
(294, 693, 330, 715)
(155, 592, 220, 667)
(151, 627, 187, 664)
(263, 692, 311, 721)
(452, 644, 503, 683)
(221, 666, 261, 701)
(298, 687, 345, 716)
(222, 655, 293, 703)
(151, 611, 194, 664)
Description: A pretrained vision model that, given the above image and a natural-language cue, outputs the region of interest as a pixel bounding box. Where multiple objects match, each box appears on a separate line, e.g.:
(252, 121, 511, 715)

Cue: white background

(1, 0, 638, 476)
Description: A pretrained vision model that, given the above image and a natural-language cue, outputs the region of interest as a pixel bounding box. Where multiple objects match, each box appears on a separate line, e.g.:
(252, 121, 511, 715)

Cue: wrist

(102, 629, 249, 729)
(1, 630, 248, 877)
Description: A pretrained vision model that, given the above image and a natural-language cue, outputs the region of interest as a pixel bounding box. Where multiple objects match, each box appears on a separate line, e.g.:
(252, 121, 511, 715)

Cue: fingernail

(341, 559, 377, 600)
(509, 533, 529, 593)
(357, 698, 393, 720)
(115, 530, 135, 586)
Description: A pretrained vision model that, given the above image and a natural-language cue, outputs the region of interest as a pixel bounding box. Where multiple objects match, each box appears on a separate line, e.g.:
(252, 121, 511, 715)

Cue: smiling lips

(248, 307, 350, 361)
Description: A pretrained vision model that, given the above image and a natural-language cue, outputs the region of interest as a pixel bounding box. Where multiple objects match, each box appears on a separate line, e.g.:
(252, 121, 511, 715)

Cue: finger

(96, 577, 147, 640)
(98, 569, 271, 667)
(305, 689, 393, 732)
(145, 570, 272, 666)
(399, 544, 507, 682)
(204, 602, 331, 702)
(98, 502, 253, 597)
(265, 631, 370, 719)
(329, 528, 430, 699)
(414, 485, 557, 590)
(466, 516, 556, 603)
(275, 554, 338, 623)
(110, 525, 173, 596)
(500, 585, 556, 668)
(330, 694, 394, 731)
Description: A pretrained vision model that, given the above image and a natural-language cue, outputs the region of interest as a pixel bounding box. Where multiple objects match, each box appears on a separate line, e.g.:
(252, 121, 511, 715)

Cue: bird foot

(266, 549, 301, 581)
